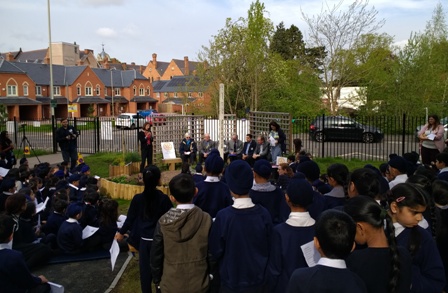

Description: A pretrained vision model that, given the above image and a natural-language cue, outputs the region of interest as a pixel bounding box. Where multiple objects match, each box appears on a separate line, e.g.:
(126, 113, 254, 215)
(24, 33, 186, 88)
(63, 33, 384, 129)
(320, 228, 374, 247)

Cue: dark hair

(169, 173, 196, 204)
(6, 168, 20, 180)
(54, 189, 69, 202)
(279, 163, 294, 178)
(246, 134, 253, 139)
(428, 114, 440, 128)
(21, 201, 36, 220)
(349, 168, 380, 199)
(413, 165, 437, 182)
(327, 163, 349, 189)
(345, 196, 400, 293)
(388, 183, 427, 256)
(293, 138, 302, 154)
(287, 155, 295, 162)
(83, 190, 100, 204)
(433, 180, 448, 206)
(0, 214, 15, 243)
(269, 121, 281, 131)
(142, 165, 162, 219)
(436, 152, 448, 166)
(181, 162, 191, 175)
(53, 199, 69, 214)
(100, 199, 119, 227)
(315, 209, 356, 259)
(5, 194, 26, 215)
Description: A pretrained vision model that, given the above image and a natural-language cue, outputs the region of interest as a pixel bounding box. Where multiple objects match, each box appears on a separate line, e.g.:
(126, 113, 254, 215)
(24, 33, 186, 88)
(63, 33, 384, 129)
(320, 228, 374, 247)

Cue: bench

(161, 158, 182, 171)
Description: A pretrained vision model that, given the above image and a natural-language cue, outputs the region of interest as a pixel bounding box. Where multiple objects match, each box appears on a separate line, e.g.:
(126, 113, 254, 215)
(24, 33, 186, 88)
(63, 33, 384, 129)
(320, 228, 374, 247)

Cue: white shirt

(393, 222, 405, 237)
(439, 167, 448, 174)
(66, 218, 79, 224)
(232, 198, 255, 209)
(389, 174, 408, 189)
(317, 257, 347, 269)
(177, 204, 195, 210)
(204, 176, 220, 182)
(286, 212, 315, 227)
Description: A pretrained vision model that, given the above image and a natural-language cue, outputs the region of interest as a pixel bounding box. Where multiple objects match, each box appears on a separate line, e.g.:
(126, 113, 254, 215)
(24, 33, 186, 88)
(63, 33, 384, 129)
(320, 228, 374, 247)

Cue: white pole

(218, 84, 224, 158)
(111, 69, 114, 118)
(47, 0, 55, 117)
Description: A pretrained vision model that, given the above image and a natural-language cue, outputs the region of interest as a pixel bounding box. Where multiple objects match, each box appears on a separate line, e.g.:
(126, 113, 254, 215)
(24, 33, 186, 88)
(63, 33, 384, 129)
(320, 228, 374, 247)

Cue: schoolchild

(67, 173, 84, 202)
(435, 152, 448, 182)
(78, 189, 100, 229)
(151, 173, 212, 293)
(97, 199, 127, 251)
(388, 155, 409, 189)
(115, 165, 172, 293)
(286, 209, 367, 293)
(275, 163, 293, 191)
(41, 199, 68, 236)
(0, 178, 16, 213)
(345, 196, 412, 293)
(57, 203, 84, 254)
(295, 160, 325, 220)
(192, 163, 205, 185)
(209, 160, 273, 293)
(79, 165, 91, 188)
(194, 150, 232, 219)
(0, 214, 51, 293)
(347, 168, 382, 200)
(269, 175, 315, 293)
(250, 159, 289, 225)
(323, 163, 349, 209)
(388, 183, 446, 292)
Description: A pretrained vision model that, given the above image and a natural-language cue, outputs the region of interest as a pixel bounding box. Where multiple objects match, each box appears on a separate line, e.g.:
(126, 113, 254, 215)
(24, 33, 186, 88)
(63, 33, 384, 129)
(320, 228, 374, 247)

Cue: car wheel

(130, 123, 136, 130)
(362, 133, 374, 143)
(315, 131, 325, 142)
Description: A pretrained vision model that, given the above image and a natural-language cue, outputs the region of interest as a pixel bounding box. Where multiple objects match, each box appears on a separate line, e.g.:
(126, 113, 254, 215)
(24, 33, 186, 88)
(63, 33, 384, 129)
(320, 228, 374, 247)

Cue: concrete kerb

(104, 252, 134, 293)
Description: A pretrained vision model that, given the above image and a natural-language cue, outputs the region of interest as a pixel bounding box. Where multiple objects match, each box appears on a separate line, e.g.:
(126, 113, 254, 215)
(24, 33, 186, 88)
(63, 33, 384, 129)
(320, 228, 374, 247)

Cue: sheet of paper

(184, 151, 191, 155)
(48, 282, 65, 293)
(269, 136, 276, 147)
(35, 197, 50, 214)
(0, 167, 9, 177)
(117, 215, 127, 229)
(301, 240, 320, 267)
(82, 225, 99, 239)
(110, 239, 120, 271)
(427, 133, 436, 141)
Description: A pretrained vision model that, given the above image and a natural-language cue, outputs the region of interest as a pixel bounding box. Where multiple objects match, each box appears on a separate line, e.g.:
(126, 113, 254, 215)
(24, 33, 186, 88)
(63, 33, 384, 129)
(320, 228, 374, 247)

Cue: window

(174, 92, 178, 98)
(164, 92, 168, 98)
(198, 92, 203, 98)
(77, 86, 81, 96)
(85, 86, 92, 96)
(114, 88, 121, 96)
(7, 85, 17, 96)
(146, 87, 150, 95)
(139, 88, 145, 96)
(188, 92, 192, 97)
(23, 85, 29, 96)
(53, 86, 61, 96)
(157, 92, 160, 98)
(36, 86, 42, 96)
(133, 86, 137, 96)
(96, 85, 100, 96)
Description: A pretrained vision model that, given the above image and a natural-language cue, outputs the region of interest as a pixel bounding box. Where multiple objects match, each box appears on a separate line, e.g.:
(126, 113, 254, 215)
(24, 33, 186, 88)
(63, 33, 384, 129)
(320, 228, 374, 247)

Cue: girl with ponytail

(345, 195, 412, 293)
(388, 183, 445, 293)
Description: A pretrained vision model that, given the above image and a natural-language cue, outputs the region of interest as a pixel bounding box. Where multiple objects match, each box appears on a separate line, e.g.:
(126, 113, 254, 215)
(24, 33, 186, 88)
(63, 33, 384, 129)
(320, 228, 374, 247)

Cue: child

(0, 214, 51, 293)
(194, 150, 232, 219)
(98, 198, 127, 251)
(388, 183, 445, 292)
(276, 163, 294, 191)
(250, 159, 289, 225)
(323, 163, 349, 209)
(78, 189, 100, 229)
(67, 173, 83, 202)
(347, 168, 381, 200)
(432, 180, 448, 292)
(57, 203, 84, 254)
(345, 195, 412, 293)
(435, 152, 448, 182)
(41, 199, 68, 236)
(151, 173, 212, 293)
(115, 165, 172, 293)
(286, 209, 367, 293)
(209, 160, 273, 292)
(269, 175, 316, 293)
(192, 163, 205, 184)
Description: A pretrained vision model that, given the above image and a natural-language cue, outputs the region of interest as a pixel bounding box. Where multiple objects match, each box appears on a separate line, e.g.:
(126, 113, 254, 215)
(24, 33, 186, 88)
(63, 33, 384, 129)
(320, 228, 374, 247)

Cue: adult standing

(0, 131, 15, 168)
(418, 115, 445, 166)
(55, 118, 79, 171)
(198, 133, 217, 164)
(179, 133, 197, 165)
(139, 122, 153, 173)
(268, 121, 286, 165)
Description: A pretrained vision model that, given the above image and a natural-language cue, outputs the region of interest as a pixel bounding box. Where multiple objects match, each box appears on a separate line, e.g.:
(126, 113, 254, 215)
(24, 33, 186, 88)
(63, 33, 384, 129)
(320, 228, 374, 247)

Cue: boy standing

(286, 209, 367, 293)
(209, 160, 273, 293)
(151, 174, 212, 293)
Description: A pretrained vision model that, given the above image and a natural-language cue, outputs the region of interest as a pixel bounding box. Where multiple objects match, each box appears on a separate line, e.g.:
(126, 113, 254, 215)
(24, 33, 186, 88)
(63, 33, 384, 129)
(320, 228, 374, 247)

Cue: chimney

(152, 53, 157, 69)
(43, 56, 50, 64)
(184, 56, 189, 76)
(131, 62, 135, 65)
(6, 52, 14, 61)
(139, 65, 144, 74)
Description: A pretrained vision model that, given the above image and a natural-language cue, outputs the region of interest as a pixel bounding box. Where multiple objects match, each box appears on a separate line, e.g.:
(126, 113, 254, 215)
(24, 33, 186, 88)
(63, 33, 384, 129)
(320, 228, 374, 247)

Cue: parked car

(138, 109, 166, 126)
(115, 113, 145, 129)
(415, 117, 448, 141)
(309, 116, 383, 143)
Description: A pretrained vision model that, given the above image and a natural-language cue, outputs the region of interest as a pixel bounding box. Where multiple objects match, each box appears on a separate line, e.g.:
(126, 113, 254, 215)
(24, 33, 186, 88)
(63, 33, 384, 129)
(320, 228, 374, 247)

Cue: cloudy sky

(0, 0, 443, 65)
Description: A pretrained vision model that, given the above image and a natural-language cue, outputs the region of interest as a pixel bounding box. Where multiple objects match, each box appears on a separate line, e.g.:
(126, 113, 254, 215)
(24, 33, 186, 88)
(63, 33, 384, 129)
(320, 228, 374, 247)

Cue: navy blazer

(242, 140, 257, 156)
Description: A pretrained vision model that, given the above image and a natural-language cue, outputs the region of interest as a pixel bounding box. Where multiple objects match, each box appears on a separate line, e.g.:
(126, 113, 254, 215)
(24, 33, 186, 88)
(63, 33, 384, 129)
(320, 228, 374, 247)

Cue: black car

(309, 116, 383, 143)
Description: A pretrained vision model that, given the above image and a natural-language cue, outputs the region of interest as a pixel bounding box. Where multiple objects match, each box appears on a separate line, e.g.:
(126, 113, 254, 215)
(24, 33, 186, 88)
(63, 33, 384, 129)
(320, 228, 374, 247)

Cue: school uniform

(57, 218, 83, 253)
(275, 174, 290, 191)
(0, 191, 13, 213)
(209, 198, 273, 293)
(98, 221, 119, 250)
(0, 244, 50, 293)
(389, 174, 408, 189)
(323, 185, 346, 210)
(437, 167, 448, 182)
(68, 184, 83, 202)
(307, 191, 325, 221)
(286, 258, 367, 293)
(78, 203, 99, 229)
(269, 212, 315, 293)
(192, 173, 205, 185)
(250, 183, 289, 225)
(194, 176, 233, 219)
(346, 246, 413, 293)
(394, 223, 446, 292)
(41, 211, 66, 236)
(436, 207, 448, 292)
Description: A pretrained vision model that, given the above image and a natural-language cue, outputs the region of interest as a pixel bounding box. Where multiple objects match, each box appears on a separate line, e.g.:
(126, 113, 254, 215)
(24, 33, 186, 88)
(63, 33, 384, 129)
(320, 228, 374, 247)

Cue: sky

(0, 0, 443, 65)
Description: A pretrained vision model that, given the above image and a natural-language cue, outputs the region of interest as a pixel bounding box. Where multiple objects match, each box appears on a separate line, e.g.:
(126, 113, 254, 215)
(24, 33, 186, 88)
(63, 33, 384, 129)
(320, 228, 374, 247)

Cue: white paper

(94, 175, 100, 179)
(82, 225, 99, 239)
(117, 215, 127, 229)
(301, 240, 321, 267)
(184, 151, 191, 155)
(110, 239, 120, 271)
(35, 197, 50, 214)
(269, 136, 276, 147)
(427, 133, 436, 141)
(48, 282, 65, 293)
(0, 167, 9, 177)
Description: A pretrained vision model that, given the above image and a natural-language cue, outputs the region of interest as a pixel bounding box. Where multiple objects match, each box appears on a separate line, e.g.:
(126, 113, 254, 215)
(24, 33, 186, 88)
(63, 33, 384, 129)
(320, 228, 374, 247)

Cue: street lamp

(110, 67, 116, 118)
(47, 0, 54, 117)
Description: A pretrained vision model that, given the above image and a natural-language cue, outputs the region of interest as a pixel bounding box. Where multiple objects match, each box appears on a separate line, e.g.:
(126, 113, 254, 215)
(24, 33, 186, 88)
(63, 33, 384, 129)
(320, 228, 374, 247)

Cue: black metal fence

(2, 114, 431, 162)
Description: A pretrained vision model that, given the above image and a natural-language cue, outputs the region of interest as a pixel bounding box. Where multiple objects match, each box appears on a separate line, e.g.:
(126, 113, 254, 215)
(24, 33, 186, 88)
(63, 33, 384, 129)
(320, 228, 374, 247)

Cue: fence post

(401, 113, 406, 155)
(51, 115, 57, 153)
(321, 114, 325, 158)
(96, 116, 100, 153)
(13, 116, 18, 147)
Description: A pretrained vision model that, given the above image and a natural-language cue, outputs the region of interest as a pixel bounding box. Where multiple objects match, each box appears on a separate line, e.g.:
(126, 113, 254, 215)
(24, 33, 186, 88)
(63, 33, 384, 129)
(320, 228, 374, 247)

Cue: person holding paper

(139, 122, 154, 173)
(268, 176, 316, 293)
(0, 214, 51, 293)
(268, 121, 286, 165)
(179, 133, 197, 165)
(0, 130, 16, 168)
(418, 115, 445, 166)
(55, 118, 79, 172)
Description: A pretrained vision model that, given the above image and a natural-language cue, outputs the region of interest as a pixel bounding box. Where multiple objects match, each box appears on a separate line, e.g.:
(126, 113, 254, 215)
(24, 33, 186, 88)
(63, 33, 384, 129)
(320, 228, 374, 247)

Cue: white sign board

(161, 142, 176, 159)
(276, 156, 288, 165)
(101, 121, 113, 140)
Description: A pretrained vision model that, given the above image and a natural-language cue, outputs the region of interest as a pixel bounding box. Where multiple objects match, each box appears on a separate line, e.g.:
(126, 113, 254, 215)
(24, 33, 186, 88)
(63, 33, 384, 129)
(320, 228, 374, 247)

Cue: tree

(302, 0, 385, 114)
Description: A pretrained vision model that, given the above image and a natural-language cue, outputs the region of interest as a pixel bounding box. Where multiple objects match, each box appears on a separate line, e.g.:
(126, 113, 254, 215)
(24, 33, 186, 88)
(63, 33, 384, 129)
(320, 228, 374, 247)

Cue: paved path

(25, 153, 90, 168)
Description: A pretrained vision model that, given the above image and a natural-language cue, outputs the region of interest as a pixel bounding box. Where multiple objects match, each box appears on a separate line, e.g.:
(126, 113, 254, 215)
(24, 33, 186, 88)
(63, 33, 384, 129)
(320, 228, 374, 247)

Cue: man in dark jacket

(55, 118, 79, 171)
(242, 134, 257, 167)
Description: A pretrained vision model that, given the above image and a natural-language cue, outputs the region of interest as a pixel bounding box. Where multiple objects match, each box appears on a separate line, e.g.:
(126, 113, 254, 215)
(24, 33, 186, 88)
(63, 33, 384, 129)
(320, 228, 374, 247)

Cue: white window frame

(36, 86, 42, 96)
(157, 92, 160, 98)
(114, 88, 121, 96)
(53, 86, 61, 96)
(23, 85, 29, 96)
(96, 85, 101, 96)
(77, 86, 81, 96)
(164, 92, 168, 98)
(174, 92, 178, 98)
(7, 85, 17, 96)
(198, 92, 203, 98)
(85, 86, 92, 96)
(139, 87, 145, 96)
